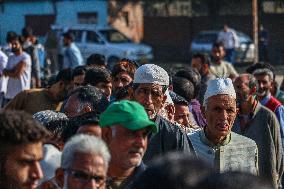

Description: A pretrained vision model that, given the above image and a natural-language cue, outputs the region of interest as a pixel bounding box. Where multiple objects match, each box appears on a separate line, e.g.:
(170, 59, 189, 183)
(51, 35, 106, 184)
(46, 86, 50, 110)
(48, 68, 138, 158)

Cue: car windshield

(99, 29, 131, 43)
(194, 33, 217, 43)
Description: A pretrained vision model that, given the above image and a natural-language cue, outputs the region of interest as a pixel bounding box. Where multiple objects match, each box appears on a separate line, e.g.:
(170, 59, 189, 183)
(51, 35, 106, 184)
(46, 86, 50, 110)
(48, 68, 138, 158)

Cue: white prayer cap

(165, 89, 173, 104)
(133, 64, 169, 86)
(203, 78, 236, 106)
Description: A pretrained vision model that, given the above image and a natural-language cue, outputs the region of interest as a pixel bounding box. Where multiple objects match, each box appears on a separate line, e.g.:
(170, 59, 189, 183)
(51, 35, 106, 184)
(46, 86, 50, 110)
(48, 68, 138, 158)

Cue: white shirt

(0, 50, 8, 93)
(217, 28, 239, 49)
(5, 52, 31, 99)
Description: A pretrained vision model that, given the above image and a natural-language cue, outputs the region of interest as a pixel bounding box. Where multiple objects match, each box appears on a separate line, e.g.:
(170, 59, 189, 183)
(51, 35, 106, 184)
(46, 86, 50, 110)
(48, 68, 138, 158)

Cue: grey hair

(252, 68, 274, 81)
(61, 134, 111, 170)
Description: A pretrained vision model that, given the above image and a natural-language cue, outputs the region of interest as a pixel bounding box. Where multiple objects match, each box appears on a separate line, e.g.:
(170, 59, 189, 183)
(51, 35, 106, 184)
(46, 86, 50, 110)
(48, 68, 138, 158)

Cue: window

(78, 12, 98, 24)
(25, 14, 56, 36)
(68, 30, 84, 43)
(86, 31, 102, 44)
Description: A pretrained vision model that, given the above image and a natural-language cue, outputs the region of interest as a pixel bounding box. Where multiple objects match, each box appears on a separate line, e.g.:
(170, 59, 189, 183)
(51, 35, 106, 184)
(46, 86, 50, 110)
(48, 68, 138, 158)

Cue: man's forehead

(9, 142, 43, 159)
(208, 94, 236, 104)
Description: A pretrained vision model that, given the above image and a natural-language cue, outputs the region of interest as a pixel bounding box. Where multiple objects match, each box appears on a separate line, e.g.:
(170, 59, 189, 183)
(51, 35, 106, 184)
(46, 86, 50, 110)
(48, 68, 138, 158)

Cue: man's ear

(127, 87, 134, 100)
(161, 94, 167, 107)
(55, 168, 65, 188)
(101, 127, 112, 144)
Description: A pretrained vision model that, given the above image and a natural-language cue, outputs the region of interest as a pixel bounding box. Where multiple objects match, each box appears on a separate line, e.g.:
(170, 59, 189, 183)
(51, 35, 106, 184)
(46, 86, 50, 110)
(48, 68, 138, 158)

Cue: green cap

(99, 100, 158, 133)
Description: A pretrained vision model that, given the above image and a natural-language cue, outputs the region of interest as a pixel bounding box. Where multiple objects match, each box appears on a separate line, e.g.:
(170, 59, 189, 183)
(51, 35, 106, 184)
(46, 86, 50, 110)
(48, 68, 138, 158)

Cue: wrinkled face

(96, 82, 112, 100)
(191, 57, 202, 73)
(174, 104, 191, 127)
(234, 75, 251, 104)
(77, 124, 102, 138)
(205, 95, 237, 140)
(134, 83, 166, 120)
(254, 74, 272, 98)
(112, 72, 132, 94)
(106, 125, 149, 170)
(211, 46, 225, 62)
(65, 153, 107, 189)
(73, 74, 85, 90)
(2, 142, 43, 189)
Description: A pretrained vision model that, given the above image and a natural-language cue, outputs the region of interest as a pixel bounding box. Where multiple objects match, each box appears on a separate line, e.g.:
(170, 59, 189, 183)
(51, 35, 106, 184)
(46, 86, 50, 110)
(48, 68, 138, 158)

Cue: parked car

(190, 30, 255, 63)
(46, 24, 153, 69)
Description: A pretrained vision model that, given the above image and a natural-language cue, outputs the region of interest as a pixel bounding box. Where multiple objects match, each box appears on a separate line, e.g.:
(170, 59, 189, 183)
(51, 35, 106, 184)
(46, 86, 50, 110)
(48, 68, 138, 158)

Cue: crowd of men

(0, 26, 284, 189)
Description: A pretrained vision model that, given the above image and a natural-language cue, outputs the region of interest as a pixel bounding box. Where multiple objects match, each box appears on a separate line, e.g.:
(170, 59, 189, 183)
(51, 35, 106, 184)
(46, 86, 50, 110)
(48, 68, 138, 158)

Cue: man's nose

(31, 161, 43, 180)
(84, 179, 98, 189)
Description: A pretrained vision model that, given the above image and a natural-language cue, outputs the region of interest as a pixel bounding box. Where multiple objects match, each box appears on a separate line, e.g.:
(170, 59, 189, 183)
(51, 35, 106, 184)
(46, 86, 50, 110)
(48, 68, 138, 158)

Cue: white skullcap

(165, 89, 173, 104)
(133, 64, 169, 86)
(203, 78, 236, 106)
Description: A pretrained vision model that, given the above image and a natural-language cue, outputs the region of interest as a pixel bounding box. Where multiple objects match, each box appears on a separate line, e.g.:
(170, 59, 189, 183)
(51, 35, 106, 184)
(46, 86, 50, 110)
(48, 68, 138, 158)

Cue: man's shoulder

(230, 132, 257, 146)
(157, 115, 184, 132)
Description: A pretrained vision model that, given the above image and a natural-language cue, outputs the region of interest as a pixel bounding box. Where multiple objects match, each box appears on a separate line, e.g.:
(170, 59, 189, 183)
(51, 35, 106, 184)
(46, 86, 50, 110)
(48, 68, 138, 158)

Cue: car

(46, 24, 153, 69)
(190, 30, 255, 63)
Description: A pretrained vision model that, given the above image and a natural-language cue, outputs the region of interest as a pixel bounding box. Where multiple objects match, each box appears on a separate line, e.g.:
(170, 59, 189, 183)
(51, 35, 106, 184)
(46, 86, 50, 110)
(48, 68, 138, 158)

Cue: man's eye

(73, 172, 89, 180)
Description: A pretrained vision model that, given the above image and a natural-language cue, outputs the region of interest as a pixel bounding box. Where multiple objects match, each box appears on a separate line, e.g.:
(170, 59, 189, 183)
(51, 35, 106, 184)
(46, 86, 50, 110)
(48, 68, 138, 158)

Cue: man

(233, 74, 283, 189)
(99, 100, 157, 189)
(21, 27, 41, 88)
(169, 91, 200, 133)
(174, 69, 206, 127)
(55, 134, 110, 189)
(250, 64, 284, 148)
(4, 69, 72, 115)
(63, 85, 109, 118)
(191, 52, 216, 104)
(132, 64, 194, 163)
(86, 53, 106, 69)
(0, 48, 8, 107)
(84, 67, 112, 100)
(210, 42, 238, 79)
(0, 110, 49, 189)
(71, 66, 87, 90)
(3, 36, 32, 104)
(217, 24, 239, 64)
(62, 32, 83, 69)
(74, 111, 102, 138)
(188, 78, 258, 174)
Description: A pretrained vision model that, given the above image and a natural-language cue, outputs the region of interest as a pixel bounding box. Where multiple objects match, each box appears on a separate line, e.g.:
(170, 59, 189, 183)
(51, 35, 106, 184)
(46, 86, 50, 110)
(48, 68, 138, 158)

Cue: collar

(200, 129, 231, 148)
(260, 93, 271, 105)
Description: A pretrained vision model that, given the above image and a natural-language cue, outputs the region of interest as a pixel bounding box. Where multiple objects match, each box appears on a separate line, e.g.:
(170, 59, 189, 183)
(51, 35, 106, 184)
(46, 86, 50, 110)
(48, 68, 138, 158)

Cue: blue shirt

(63, 43, 83, 69)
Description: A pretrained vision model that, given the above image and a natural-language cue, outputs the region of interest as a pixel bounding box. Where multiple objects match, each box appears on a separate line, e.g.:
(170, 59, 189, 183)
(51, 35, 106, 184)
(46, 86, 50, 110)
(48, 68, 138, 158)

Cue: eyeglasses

(65, 169, 106, 186)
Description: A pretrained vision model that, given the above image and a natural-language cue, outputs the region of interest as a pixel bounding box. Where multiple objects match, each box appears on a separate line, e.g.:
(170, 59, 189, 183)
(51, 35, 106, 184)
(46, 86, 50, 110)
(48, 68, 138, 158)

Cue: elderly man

(132, 64, 194, 163)
(55, 134, 110, 189)
(0, 110, 49, 189)
(99, 100, 157, 189)
(233, 74, 283, 189)
(188, 78, 258, 174)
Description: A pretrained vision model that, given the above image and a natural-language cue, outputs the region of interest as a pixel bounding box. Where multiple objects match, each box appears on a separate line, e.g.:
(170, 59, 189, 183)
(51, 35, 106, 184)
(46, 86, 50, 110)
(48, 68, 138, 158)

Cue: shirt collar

(260, 93, 271, 105)
(200, 129, 231, 148)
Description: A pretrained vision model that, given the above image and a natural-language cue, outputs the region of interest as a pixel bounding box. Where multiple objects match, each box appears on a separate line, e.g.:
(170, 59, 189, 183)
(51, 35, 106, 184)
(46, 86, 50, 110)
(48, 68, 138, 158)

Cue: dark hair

(63, 32, 75, 41)
(71, 111, 99, 126)
(111, 59, 138, 79)
(175, 68, 201, 98)
(6, 31, 18, 43)
(86, 54, 106, 66)
(70, 85, 109, 114)
(192, 53, 210, 66)
(84, 67, 111, 86)
(131, 152, 212, 189)
(194, 171, 273, 189)
(169, 91, 189, 106)
(212, 42, 225, 49)
(56, 68, 73, 84)
(72, 66, 87, 80)
(172, 76, 195, 102)
(21, 26, 33, 38)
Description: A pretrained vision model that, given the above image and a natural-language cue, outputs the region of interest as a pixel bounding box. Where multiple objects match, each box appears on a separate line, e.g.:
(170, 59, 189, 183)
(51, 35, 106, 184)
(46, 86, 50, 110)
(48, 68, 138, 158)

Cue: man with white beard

(99, 100, 157, 189)
(55, 134, 110, 189)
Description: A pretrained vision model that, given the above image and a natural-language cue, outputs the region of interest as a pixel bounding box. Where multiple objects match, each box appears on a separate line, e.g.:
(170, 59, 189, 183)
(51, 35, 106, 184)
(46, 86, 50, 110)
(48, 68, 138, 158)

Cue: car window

(99, 29, 131, 43)
(86, 31, 102, 44)
(68, 30, 83, 43)
(237, 32, 252, 43)
(194, 33, 217, 43)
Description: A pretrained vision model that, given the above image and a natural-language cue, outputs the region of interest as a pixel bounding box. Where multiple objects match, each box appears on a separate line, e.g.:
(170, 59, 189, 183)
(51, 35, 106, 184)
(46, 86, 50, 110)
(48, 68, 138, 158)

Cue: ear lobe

(102, 127, 112, 144)
(55, 168, 65, 188)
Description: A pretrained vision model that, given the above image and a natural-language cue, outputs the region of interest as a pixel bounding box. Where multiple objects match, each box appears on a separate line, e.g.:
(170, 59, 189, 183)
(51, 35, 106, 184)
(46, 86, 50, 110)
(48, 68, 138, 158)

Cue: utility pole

(252, 0, 259, 63)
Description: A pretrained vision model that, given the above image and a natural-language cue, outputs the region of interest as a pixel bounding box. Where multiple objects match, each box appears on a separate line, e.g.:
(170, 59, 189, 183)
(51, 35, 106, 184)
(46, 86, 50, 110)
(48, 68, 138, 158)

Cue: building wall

(0, 0, 107, 44)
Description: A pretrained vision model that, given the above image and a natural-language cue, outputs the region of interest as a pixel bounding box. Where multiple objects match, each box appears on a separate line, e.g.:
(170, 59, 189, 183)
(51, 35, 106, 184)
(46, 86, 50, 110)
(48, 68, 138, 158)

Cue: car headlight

(240, 44, 247, 49)
(249, 44, 255, 49)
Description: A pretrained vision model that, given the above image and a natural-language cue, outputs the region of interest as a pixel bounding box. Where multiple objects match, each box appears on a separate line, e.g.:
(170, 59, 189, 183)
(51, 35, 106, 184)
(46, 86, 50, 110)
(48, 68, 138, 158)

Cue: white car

(49, 24, 153, 68)
(190, 30, 255, 63)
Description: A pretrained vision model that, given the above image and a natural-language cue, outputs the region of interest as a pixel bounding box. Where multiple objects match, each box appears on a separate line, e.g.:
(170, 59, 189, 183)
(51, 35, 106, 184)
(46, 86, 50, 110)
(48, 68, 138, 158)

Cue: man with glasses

(132, 64, 194, 163)
(55, 134, 110, 189)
